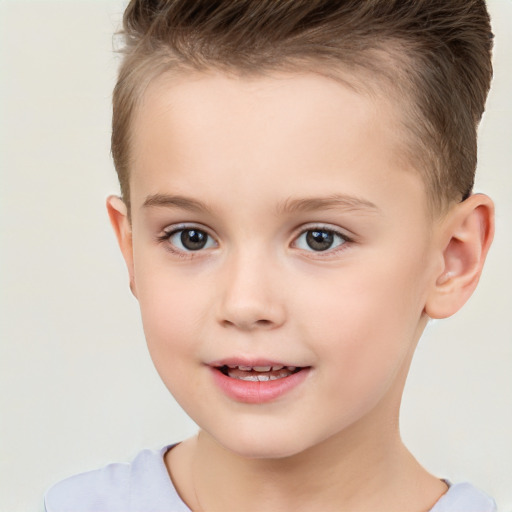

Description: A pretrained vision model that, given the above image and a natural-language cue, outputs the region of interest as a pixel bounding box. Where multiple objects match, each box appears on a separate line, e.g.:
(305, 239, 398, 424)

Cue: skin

(108, 70, 494, 511)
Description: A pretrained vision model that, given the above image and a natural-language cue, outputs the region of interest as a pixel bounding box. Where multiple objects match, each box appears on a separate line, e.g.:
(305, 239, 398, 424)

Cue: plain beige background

(0, 1, 511, 510)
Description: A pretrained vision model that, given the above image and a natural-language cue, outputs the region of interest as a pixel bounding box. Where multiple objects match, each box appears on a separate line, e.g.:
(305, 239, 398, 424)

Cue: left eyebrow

(276, 194, 380, 215)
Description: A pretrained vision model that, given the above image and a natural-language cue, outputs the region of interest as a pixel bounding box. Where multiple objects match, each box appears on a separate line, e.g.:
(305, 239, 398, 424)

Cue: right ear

(106, 195, 137, 298)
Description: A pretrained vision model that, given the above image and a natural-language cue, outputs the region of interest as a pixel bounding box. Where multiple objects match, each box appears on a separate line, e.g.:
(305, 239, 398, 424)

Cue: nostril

(221, 317, 274, 330)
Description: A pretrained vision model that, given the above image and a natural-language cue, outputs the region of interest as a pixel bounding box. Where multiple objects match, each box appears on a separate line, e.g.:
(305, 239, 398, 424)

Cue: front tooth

(257, 374, 271, 381)
(238, 374, 259, 381)
(253, 366, 271, 372)
(238, 365, 252, 371)
(272, 365, 284, 371)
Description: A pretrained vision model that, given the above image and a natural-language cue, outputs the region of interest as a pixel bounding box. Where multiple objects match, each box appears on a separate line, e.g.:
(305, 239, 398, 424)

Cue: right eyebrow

(142, 194, 213, 214)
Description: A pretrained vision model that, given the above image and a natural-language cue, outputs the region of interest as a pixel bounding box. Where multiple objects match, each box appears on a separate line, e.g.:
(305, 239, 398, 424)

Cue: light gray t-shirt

(44, 445, 497, 512)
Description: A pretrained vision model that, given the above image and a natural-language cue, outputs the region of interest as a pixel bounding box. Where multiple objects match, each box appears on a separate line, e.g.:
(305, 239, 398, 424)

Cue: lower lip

(210, 367, 310, 404)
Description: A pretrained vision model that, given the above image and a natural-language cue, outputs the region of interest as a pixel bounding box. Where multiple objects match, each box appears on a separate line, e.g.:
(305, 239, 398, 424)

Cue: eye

(162, 227, 216, 252)
(294, 228, 348, 252)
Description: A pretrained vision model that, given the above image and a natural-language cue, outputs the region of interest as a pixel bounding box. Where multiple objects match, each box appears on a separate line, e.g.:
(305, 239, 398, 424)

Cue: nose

(216, 249, 286, 331)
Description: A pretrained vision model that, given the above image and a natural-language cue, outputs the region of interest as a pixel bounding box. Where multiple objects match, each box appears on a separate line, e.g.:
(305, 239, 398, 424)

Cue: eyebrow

(276, 194, 380, 215)
(142, 193, 380, 215)
(142, 194, 213, 213)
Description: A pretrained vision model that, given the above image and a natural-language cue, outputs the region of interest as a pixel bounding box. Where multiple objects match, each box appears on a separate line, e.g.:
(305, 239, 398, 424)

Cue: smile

(210, 363, 310, 403)
(217, 365, 302, 382)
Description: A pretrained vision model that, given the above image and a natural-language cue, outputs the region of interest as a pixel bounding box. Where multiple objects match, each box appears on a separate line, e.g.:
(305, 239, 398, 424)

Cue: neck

(195, 422, 402, 511)
(168, 407, 446, 512)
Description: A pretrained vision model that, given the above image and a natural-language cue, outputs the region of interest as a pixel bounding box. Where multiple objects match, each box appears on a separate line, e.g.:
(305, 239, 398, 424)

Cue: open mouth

(210, 363, 311, 403)
(216, 365, 304, 382)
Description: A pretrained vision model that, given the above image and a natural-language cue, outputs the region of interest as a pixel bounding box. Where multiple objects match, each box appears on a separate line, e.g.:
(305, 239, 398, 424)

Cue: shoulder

(44, 459, 131, 512)
(430, 482, 497, 512)
(44, 445, 190, 512)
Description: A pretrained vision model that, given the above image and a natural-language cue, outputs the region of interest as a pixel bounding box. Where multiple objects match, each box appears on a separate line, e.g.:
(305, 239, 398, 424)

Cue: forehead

(133, 68, 393, 142)
(134, 71, 380, 162)
(129, 69, 428, 219)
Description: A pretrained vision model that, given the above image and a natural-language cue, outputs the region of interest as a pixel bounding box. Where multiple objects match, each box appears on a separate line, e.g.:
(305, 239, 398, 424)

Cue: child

(45, 0, 497, 510)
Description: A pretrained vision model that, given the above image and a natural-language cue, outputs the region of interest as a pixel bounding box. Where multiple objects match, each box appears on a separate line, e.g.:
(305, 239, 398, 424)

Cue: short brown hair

(112, 0, 493, 214)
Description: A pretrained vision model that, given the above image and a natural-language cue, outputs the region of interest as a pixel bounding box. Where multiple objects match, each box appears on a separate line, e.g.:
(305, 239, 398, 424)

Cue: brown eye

(294, 228, 347, 253)
(180, 229, 208, 250)
(164, 228, 216, 252)
(306, 230, 334, 251)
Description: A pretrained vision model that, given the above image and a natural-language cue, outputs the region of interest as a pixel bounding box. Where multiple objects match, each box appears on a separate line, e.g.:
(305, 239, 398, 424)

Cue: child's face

(120, 71, 440, 458)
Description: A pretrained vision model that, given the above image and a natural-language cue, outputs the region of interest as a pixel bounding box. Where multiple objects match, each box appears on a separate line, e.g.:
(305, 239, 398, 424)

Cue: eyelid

(294, 223, 353, 241)
(161, 222, 215, 237)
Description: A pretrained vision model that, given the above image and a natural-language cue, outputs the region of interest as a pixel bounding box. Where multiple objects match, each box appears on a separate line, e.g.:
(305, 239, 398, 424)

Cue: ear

(106, 195, 137, 298)
(425, 194, 494, 319)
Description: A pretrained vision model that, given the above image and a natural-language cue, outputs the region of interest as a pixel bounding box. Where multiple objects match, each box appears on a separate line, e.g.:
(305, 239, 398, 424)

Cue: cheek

(298, 254, 424, 334)
(135, 269, 209, 408)
(133, 255, 210, 370)
(295, 256, 426, 396)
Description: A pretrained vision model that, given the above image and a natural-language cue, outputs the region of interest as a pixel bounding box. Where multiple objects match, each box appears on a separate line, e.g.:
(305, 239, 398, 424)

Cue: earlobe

(106, 195, 137, 298)
(425, 194, 494, 319)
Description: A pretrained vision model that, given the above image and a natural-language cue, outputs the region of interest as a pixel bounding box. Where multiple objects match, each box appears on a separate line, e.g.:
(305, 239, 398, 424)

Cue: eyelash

(156, 224, 352, 259)
(292, 227, 351, 255)
(156, 224, 216, 259)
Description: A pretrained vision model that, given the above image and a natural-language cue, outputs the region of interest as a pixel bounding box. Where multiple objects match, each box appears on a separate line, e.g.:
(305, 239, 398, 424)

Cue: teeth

(237, 374, 259, 381)
(232, 365, 282, 372)
(228, 368, 297, 381)
(234, 374, 273, 382)
(221, 364, 302, 376)
(253, 366, 272, 372)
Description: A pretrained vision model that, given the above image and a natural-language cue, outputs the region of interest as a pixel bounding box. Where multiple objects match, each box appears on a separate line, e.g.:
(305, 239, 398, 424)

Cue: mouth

(210, 362, 310, 403)
(216, 364, 304, 382)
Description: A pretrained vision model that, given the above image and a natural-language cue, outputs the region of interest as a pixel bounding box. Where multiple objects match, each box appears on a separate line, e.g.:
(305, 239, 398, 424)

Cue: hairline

(115, 47, 452, 221)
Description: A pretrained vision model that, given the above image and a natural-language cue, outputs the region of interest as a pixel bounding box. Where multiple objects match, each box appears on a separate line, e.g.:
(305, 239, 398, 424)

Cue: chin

(212, 428, 320, 461)
(226, 443, 303, 460)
